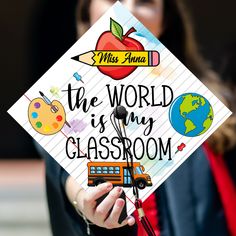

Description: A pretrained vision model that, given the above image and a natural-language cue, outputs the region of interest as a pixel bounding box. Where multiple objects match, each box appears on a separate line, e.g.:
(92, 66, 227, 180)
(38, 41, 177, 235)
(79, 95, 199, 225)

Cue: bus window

(124, 168, 132, 184)
(96, 167, 102, 174)
(102, 167, 108, 174)
(136, 166, 143, 174)
(109, 166, 114, 174)
(115, 167, 120, 174)
(90, 166, 95, 174)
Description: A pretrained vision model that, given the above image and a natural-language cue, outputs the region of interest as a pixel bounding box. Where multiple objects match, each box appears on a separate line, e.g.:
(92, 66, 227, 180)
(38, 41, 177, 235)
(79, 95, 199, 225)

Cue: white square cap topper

(8, 2, 232, 214)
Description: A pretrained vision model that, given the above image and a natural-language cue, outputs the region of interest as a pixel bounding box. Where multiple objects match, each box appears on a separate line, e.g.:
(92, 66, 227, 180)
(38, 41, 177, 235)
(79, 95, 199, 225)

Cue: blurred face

(89, 0, 164, 37)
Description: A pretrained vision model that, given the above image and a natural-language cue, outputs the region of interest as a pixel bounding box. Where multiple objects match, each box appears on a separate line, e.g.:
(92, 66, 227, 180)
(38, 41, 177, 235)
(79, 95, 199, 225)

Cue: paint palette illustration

(28, 98, 66, 135)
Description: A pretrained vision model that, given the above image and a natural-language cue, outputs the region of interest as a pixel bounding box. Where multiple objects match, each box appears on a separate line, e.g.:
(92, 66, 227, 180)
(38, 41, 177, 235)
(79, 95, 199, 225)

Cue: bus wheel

(136, 179, 146, 190)
(94, 178, 105, 186)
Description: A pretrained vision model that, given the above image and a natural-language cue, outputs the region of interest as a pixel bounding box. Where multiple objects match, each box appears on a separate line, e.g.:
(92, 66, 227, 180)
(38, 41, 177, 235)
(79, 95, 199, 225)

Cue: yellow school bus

(87, 162, 152, 190)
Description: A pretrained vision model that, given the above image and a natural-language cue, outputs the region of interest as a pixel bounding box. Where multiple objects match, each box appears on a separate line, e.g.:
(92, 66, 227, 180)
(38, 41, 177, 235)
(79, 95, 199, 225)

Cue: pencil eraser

(152, 51, 160, 66)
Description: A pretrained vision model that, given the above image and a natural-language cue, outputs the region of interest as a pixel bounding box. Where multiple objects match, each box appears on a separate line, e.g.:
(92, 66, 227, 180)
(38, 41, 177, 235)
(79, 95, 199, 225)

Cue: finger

(105, 198, 125, 225)
(95, 187, 123, 220)
(85, 182, 113, 205)
(115, 215, 135, 228)
(127, 215, 136, 226)
(118, 215, 136, 227)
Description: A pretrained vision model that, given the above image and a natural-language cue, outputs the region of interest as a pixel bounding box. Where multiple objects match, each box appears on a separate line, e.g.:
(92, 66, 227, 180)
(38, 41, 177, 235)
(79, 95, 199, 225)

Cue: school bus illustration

(87, 162, 152, 190)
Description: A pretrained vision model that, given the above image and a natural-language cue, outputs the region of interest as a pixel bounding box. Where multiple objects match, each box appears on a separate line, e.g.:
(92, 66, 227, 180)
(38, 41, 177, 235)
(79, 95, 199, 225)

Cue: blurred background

(0, 0, 235, 235)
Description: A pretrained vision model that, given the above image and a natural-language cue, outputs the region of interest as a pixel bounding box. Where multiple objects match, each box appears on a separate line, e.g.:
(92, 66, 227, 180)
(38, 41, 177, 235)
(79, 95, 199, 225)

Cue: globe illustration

(169, 93, 214, 137)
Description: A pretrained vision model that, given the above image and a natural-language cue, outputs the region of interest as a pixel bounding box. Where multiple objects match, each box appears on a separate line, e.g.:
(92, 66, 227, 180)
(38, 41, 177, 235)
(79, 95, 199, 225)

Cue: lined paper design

(8, 1, 232, 215)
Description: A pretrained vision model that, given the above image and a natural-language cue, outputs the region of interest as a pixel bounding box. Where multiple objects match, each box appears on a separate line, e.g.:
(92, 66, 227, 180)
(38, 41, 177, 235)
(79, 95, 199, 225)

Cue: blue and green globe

(169, 93, 214, 137)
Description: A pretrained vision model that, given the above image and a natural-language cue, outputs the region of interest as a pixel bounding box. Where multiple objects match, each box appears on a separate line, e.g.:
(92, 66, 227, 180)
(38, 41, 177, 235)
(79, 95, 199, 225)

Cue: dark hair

(76, 0, 236, 154)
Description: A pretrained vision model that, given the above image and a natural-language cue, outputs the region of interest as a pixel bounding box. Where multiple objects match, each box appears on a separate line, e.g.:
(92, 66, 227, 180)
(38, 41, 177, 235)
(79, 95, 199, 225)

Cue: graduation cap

(8, 2, 231, 235)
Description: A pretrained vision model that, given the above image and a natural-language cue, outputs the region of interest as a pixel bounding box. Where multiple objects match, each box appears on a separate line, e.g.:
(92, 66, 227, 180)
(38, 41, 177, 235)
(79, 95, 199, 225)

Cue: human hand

(66, 177, 135, 229)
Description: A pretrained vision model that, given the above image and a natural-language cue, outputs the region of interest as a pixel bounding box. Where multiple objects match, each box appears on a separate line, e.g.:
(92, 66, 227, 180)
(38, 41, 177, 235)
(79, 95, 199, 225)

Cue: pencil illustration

(71, 50, 160, 67)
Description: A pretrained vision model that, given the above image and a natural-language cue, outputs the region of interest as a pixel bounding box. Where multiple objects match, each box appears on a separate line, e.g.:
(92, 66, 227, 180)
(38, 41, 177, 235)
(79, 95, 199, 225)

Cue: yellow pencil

(71, 50, 159, 67)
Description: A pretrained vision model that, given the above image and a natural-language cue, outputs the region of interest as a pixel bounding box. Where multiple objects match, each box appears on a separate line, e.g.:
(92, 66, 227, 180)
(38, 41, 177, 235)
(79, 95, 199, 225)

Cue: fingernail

(117, 199, 124, 207)
(116, 187, 122, 193)
(106, 182, 113, 190)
